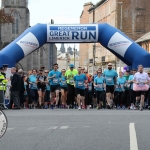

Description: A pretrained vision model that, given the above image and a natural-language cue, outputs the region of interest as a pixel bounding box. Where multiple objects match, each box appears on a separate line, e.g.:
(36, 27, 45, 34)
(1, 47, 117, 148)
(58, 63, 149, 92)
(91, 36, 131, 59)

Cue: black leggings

(115, 91, 125, 106)
(129, 89, 136, 104)
(30, 89, 38, 103)
(84, 88, 88, 106)
(96, 91, 105, 105)
(67, 84, 75, 106)
(145, 88, 150, 106)
(88, 91, 92, 105)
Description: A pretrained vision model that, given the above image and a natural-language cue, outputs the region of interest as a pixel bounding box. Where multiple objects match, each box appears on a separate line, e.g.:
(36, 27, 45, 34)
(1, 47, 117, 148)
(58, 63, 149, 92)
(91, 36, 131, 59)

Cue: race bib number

(97, 84, 102, 88)
(78, 81, 83, 86)
(69, 79, 74, 84)
(32, 83, 37, 88)
(39, 77, 44, 82)
(120, 84, 124, 88)
(88, 86, 92, 90)
(61, 81, 66, 85)
(53, 78, 58, 83)
(107, 78, 112, 82)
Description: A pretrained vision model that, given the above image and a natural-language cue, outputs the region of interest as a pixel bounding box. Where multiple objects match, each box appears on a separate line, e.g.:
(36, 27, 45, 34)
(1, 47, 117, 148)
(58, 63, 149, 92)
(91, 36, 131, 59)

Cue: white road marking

(7, 128, 14, 131)
(83, 126, 90, 128)
(26, 127, 36, 130)
(60, 126, 69, 129)
(129, 123, 138, 150)
(48, 126, 58, 130)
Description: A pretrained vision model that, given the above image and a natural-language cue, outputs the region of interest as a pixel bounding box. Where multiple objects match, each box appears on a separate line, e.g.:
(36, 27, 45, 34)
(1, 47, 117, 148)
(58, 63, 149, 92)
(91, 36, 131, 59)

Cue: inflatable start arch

(0, 23, 150, 69)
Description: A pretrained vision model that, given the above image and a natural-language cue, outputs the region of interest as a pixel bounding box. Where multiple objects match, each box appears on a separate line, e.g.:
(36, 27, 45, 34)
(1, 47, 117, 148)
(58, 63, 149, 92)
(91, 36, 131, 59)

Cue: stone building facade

(0, 0, 57, 72)
(80, 0, 150, 72)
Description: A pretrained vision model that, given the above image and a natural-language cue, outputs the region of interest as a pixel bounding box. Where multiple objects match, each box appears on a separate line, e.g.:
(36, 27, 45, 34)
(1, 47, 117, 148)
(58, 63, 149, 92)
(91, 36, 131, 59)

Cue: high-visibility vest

(0, 73, 6, 91)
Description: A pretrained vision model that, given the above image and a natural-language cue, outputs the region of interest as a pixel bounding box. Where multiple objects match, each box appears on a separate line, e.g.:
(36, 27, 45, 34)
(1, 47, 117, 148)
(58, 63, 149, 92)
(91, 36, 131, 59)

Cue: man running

(65, 64, 78, 108)
(74, 67, 87, 110)
(103, 63, 118, 109)
(133, 65, 150, 111)
(48, 63, 61, 109)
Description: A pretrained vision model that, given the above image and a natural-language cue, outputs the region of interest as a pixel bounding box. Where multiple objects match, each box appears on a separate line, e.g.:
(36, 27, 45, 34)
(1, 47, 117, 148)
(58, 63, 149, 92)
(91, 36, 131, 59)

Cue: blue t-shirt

(94, 76, 105, 91)
(60, 75, 67, 87)
(24, 82, 27, 95)
(129, 75, 134, 89)
(115, 77, 126, 92)
(46, 83, 50, 91)
(74, 74, 87, 90)
(29, 75, 37, 90)
(103, 69, 118, 85)
(48, 70, 61, 85)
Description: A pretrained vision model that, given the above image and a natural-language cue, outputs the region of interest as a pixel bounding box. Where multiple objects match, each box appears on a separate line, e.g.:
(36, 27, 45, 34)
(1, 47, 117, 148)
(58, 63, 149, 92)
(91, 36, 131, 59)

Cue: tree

(0, 9, 14, 24)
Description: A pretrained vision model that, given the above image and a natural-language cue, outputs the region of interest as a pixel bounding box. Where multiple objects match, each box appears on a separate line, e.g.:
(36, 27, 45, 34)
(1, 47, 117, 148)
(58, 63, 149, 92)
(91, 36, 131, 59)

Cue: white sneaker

(130, 105, 133, 110)
(78, 106, 81, 110)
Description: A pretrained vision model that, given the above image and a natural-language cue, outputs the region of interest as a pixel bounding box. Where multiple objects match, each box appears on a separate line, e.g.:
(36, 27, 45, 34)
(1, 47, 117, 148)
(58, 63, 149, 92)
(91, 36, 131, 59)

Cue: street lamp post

(117, 2, 123, 70)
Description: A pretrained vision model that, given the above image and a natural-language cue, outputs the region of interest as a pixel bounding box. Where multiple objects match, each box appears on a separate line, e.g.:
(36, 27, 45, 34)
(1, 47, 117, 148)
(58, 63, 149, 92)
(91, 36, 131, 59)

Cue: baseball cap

(126, 70, 130, 72)
(69, 64, 74, 68)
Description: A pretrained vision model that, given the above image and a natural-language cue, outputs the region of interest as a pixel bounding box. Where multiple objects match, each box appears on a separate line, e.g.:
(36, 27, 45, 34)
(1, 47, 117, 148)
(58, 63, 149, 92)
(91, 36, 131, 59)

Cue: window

(101, 56, 105, 62)
(11, 0, 19, 5)
(12, 11, 19, 34)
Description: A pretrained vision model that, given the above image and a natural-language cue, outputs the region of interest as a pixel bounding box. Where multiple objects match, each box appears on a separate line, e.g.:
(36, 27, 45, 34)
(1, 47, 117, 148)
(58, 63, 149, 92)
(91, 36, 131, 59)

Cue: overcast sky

(28, 0, 99, 51)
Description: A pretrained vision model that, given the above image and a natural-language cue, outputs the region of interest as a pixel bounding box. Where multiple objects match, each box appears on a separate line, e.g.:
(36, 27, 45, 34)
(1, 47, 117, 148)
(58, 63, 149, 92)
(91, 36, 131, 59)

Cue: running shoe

(117, 106, 121, 109)
(140, 107, 143, 111)
(122, 105, 126, 109)
(107, 105, 111, 109)
(148, 106, 150, 110)
(130, 105, 133, 110)
(78, 106, 81, 110)
(44, 105, 48, 109)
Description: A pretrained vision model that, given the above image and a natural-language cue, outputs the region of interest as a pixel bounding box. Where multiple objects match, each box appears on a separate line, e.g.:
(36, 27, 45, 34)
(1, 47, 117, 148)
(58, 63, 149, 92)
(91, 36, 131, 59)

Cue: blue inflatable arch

(0, 23, 150, 69)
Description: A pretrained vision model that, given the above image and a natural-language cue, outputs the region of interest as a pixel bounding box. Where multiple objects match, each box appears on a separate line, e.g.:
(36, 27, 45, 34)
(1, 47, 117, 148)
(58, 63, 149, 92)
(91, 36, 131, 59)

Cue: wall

(79, 2, 93, 67)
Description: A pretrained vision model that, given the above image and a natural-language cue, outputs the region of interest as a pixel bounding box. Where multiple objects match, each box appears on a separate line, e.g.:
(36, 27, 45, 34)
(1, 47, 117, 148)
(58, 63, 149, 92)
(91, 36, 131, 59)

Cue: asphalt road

(1, 109, 150, 150)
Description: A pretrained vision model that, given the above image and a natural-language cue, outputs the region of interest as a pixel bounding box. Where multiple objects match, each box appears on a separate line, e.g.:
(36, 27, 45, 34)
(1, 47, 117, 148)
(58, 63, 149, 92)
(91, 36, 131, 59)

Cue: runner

(146, 70, 150, 110)
(133, 65, 150, 111)
(29, 69, 38, 109)
(48, 63, 61, 109)
(94, 70, 105, 109)
(115, 71, 126, 109)
(36, 69, 47, 108)
(65, 64, 78, 109)
(74, 67, 87, 110)
(103, 63, 118, 109)
(128, 69, 137, 110)
(60, 69, 67, 108)
(44, 70, 50, 109)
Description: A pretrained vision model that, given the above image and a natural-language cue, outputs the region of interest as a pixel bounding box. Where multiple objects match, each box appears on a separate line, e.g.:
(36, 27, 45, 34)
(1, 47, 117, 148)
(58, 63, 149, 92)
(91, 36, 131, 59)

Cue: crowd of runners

(1, 63, 150, 111)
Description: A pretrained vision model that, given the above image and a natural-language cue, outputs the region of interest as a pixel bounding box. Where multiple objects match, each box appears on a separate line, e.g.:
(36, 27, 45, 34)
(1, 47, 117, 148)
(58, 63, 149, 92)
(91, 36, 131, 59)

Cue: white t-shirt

(133, 72, 149, 84)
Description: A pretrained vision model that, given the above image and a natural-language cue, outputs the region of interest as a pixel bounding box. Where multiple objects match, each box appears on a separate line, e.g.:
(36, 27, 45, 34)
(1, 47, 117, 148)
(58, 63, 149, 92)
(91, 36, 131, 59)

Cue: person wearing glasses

(44, 70, 50, 109)
(48, 63, 61, 109)
(60, 69, 67, 108)
(74, 67, 87, 110)
(65, 64, 78, 109)
(94, 70, 105, 109)
(36, 69, 47, 108)
(103, 63, 118, 109)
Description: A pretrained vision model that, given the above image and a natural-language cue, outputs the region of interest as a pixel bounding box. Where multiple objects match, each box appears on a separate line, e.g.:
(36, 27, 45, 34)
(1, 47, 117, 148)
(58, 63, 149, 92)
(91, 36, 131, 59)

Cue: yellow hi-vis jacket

(0, 73, 8, 91)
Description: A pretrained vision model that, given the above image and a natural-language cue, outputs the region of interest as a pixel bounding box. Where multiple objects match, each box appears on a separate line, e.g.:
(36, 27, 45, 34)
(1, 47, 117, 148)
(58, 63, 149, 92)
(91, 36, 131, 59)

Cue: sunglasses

(84, 72, 87, 73)
(45, 72, 48, 73)
(108, 65, 112, 66)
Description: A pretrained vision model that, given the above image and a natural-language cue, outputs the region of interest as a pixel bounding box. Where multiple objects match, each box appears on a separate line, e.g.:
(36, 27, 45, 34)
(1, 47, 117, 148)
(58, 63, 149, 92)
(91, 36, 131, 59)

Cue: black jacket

(11, 73, 21, 91)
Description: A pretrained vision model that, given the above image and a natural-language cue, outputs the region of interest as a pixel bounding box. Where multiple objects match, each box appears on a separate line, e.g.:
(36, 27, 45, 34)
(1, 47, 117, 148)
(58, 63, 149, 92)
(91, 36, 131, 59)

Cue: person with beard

(133, 65, 150, 111)
(103, 63, 118, 109)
